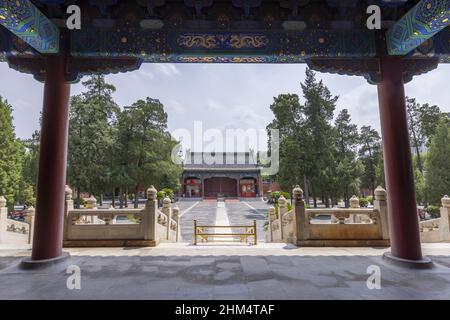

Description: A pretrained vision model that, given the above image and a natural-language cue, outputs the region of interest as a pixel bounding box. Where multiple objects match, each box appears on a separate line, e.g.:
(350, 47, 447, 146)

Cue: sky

(1, 62, 449, 153)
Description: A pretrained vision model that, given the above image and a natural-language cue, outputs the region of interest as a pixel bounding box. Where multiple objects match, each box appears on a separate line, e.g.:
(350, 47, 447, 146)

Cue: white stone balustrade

(63, 185, 178, 247)
(0, 196, 35, 245)
(266, 186, 390, 247)
(420, 195, 450, 243)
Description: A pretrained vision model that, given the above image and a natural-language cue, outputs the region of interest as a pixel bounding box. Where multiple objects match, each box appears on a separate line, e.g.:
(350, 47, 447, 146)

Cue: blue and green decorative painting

(0, 0, 59, 53)
(387, 0, 450, 55)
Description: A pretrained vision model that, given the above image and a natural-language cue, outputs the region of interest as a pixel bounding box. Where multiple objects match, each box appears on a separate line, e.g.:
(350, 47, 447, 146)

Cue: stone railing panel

(420, 195, 450, 243)
(0, 197, 34, 245)
(265, 186, 390, 247)
(63, 185, 178, 247)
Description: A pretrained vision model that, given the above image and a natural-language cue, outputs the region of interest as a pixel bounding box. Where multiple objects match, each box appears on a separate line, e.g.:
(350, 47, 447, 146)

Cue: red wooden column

(377, 56, 431, 267)
(29, 55, 70, 263)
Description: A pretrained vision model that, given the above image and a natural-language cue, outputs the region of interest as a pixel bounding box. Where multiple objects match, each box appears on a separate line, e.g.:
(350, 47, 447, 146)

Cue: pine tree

(0, 97, 24, 208)
(333, 109, 363, 207)
(359, 125, 383, 198)
(266, 94, 306, 194)
(425, 118, 450, 206)
(17, 129, 40, 207)
(300, 68, 337, 207)
(116, 98, 181, 208)
(67, 75, 119, 207)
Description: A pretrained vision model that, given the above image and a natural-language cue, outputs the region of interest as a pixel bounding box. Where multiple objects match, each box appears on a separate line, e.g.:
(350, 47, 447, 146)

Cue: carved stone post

(349, 195, 360, 208)
(349, 195, 360, 223)
(143, 186, 158, 241)
(86, 195, 97, 209)
(63, 185, 74, 241)
(278, 195, 287, 240)
(374, 186, 389, 240)
(268, 206, 275, 241)
(0, 196, 7, 243)
(172, 205, 180, 242)
(22, 206, 36, 244)
(440, 195, 450, 241)
(292, 185, 304, 244)
(162, 196, 172, 240)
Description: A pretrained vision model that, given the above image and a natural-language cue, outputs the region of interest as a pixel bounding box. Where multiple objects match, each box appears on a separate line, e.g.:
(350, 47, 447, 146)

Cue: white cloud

(153, 64, 180, 77)
(205, 98, 222, 110)
(1, 61, 449, 155)
(338, 82, 380, 131)
(165, 98, 185, 115)
(137, 68, 155, 79)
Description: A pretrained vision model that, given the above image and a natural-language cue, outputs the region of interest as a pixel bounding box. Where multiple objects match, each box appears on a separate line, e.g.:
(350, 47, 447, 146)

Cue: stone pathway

(226, 201, 268, 243)
(211, 201, 234, 242)
(179, 201, 216, 243)
(177, 199, 269, 244)
(1, 243, 450, 299)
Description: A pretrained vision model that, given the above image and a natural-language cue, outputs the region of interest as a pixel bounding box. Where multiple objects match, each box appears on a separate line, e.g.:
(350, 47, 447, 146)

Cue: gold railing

(193, 219, 257, 245)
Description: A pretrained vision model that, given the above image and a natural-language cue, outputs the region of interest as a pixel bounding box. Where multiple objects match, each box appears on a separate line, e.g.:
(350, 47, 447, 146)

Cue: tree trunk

(112, 190, 115, 208)
(77, 187, 81, 209)
(119, 187, 123, 209)
(311, 186, 317, 208)
(303, 176, 310, 206)
(371, 180, 375, 199)
(344, 186, 349, 208)
(124, 189, 128, 208)
(415, 145, 423, 175)
(134, 187, 139, 208)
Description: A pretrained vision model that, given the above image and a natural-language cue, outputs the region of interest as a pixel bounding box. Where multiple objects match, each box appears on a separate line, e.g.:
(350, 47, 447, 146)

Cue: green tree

(300, 68, 337, 207)
(116, 98, 181, 208)
(266, 94, 306, 196)
(333, 109, 363, 207)
(359, 125, 383, 198)
(267, 69, 340, 207)
(406, 97, 427, 174)
(17, 129, 40, 207)
(67, 75, 119, 207)
(425, 119, 450, 206)
(413, 154, 426, 205)
(406, 97, 443, 175)
(419, 103, 443, 146)
(0, 97, 24, 208)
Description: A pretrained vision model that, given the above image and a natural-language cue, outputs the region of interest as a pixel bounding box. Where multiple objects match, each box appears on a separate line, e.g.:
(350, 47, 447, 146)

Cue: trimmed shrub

(287, 202, 292, 211)
(358, 197, 369, 208)
(161, 188, 174, 200)
(156, 191, 166, 199)
(426, 205, 440, 219)
(269, 191, 291, 204)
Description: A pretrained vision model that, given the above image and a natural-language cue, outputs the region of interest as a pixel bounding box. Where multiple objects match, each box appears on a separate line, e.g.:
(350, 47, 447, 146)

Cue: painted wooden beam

(70, 29, 377, 63)
(0, 0, 59, 53)
(387, 0, 450, 55)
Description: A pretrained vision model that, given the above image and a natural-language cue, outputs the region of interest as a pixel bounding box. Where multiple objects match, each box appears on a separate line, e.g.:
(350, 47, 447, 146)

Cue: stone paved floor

(179, 201, 215, 242)
(178, 200, 270, 243)
(226, 201, 267, 243)
(1, 243, 449, 300)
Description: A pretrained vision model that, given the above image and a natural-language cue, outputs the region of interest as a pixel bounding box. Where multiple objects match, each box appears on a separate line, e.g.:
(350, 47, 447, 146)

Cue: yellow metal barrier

(194, 219, 257, 245)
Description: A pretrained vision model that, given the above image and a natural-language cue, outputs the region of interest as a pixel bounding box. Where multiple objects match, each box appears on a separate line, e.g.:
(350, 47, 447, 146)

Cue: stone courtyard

(1, 199, 450, 300)
(1, 243, 450, 300)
